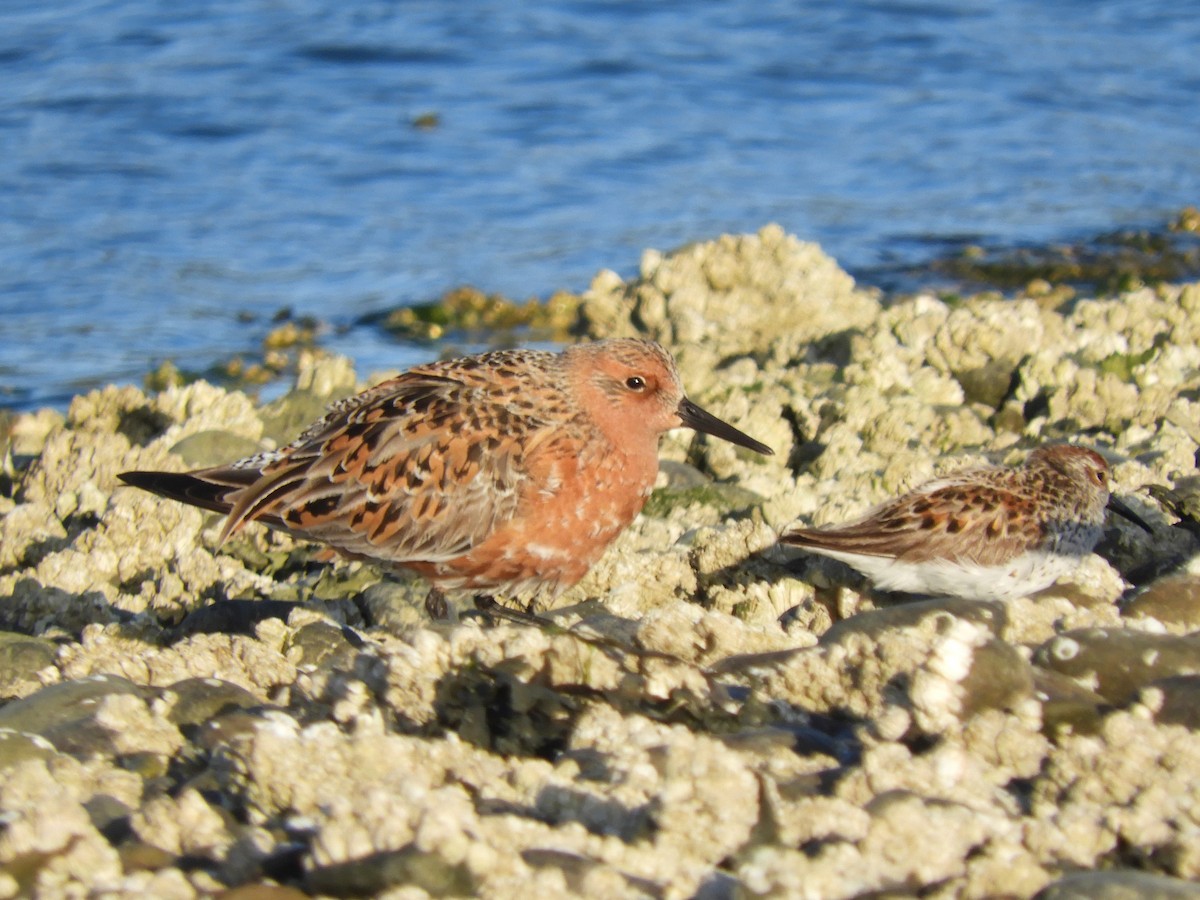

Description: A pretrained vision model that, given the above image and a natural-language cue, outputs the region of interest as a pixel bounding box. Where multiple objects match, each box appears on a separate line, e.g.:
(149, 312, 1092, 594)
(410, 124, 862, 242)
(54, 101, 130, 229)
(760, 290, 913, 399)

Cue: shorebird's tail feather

(118, 470, 239, 516)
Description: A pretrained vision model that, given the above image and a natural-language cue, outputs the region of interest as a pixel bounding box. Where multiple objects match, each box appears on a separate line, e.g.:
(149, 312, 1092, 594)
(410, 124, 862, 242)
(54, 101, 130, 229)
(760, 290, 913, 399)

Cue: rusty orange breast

(423, 432, 659, 596)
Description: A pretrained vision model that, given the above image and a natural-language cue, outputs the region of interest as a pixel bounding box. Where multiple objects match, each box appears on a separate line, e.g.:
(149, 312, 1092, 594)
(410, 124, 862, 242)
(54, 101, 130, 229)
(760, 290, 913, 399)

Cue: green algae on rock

(895, 209, 1200, 296)
(374, 284, 581, 343)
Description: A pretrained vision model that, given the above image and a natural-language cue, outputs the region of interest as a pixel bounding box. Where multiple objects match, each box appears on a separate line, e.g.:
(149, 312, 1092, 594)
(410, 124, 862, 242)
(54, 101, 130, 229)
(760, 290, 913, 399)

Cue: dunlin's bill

(781, 444, 1151, 602)
(121, 338, 773, 617)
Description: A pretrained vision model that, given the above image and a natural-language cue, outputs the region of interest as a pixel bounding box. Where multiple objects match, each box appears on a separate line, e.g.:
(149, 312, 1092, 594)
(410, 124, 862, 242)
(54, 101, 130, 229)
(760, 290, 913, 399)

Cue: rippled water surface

(3, 1, 1199, 408)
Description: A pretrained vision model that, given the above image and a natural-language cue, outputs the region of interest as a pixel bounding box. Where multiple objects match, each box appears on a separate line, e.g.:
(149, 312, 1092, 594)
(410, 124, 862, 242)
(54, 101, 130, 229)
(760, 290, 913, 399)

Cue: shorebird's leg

(472, 594, 551, 627)
(424, 587, 449, 620)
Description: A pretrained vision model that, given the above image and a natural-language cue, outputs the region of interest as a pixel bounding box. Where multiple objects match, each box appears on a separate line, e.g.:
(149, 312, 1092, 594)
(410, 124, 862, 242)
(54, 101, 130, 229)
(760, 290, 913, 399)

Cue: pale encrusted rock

(0, 756, 142, 896)
(577, 224, 880, 368)
(2, 230, 1200, 897)
(58, 627, 297, 697)
(131, 788, 234, 859)
(0, 501, 67, 572)
(1030, 713, 1200, 875)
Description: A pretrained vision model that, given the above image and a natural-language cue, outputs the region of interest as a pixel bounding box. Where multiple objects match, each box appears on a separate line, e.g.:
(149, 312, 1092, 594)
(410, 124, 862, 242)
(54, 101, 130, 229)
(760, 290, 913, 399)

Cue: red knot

(121, 338, 773, 617)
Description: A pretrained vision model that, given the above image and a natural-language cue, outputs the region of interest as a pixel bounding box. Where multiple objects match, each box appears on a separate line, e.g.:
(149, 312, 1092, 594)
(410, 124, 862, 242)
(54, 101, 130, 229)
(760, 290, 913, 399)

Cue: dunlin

(781, 444, 1150, 602)
(121, 338, 772, 617)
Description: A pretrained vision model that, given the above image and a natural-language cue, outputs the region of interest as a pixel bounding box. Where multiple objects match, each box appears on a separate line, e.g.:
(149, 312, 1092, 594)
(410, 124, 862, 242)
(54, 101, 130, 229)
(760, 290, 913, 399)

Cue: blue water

(3, 1, 1199, 410)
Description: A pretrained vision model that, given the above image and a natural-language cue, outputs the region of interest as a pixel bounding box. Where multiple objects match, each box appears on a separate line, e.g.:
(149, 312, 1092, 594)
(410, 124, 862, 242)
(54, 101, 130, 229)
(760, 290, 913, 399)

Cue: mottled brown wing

(783, 481, 1044, 566)
(214, 372, 551, 563)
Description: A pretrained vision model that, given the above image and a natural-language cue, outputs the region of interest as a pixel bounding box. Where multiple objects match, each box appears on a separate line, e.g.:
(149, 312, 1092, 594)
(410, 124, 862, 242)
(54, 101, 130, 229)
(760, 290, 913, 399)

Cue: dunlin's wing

(126, 371, 551, 565)
(783, 481, 1044, 567)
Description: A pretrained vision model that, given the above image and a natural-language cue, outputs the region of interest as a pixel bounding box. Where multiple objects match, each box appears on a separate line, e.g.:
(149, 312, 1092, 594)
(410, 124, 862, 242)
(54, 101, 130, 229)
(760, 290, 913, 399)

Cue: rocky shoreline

(2, 224, 1200, 898)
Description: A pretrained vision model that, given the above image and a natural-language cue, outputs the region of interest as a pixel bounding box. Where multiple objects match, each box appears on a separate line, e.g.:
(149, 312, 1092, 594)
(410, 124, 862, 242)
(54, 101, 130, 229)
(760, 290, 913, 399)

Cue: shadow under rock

(433, 664, 579, 760)
(304, 843, 478, 898)
(0, 577, 135, 635)
(521, 848, 665, 899)
(167, 598, 304, 638)
(531, 783, 657, 842)
(428, 602, 865, 773)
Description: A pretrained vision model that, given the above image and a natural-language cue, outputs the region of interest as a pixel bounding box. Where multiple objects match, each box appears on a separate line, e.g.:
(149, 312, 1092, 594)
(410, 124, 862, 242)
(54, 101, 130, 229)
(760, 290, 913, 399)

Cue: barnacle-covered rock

(1, 229, 1198, 897)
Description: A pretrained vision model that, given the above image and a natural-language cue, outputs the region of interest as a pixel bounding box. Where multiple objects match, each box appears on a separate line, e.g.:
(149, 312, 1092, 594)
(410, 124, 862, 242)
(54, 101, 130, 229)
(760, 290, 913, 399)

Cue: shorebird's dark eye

(625, 376, 646, 391)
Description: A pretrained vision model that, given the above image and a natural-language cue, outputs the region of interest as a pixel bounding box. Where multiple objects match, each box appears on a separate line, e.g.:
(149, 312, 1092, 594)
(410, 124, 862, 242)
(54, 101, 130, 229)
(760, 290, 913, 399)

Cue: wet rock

(1034, 629, 1200, 704)
(9, 681, 180, 763)
(957, 635, 1035, 718)
(6, 231, 1200, 896)
(1036, 870, 1200, 899)
(0, 729, 58, 770)
(216, 885, 312, 900)
(162, 677, 268, 728)
(1124, 572, 1200, 630)
(285, 619, 361, 669)
(1139, 675, 1200, 730)
(820, 596, 1008, 646)
(0, 675, 151, 755)
(305, 845, 478, 897)
(118, 840, 178, 873)
(377, 284, 579, 344)
(642, 480, 766, 520)
(1034, 666, 1111, 738)
(0, 630, 58, 698)
(193, 708, 299, 754)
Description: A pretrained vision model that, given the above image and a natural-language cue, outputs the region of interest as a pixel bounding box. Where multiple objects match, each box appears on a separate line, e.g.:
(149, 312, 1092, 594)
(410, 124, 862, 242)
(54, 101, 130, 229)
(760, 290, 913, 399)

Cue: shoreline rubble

(1, 225, 1199, 897)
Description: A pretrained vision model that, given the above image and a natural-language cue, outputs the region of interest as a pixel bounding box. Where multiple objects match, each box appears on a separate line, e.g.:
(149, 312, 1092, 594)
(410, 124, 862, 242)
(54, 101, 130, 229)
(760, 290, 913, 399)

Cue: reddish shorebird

(121, 338, 773, 617)
(781, 444, 1150, 602)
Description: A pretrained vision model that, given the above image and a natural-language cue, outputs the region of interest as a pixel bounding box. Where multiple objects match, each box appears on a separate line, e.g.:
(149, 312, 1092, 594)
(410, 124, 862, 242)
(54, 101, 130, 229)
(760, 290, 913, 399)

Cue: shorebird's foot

(471, 594, 552, 628)
(424, 587, 449, 620)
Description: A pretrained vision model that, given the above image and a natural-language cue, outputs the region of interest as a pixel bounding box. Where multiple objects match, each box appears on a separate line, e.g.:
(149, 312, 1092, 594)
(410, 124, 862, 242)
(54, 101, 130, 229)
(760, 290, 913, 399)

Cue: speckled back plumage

(234, 350, 558, 537)
(781, 444, 1145, 601)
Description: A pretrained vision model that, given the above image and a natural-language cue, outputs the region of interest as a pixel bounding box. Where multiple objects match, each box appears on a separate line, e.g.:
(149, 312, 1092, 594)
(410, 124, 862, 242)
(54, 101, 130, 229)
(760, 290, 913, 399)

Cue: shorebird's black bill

(1107, 495, 1153, 533)
(677, 398, 773, 455)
